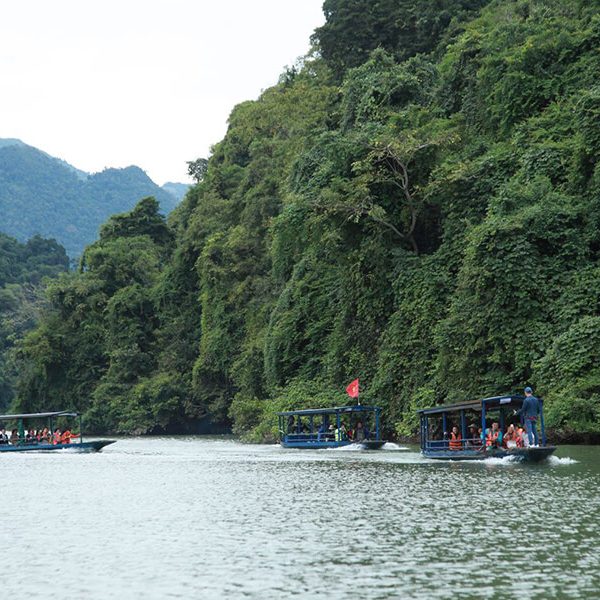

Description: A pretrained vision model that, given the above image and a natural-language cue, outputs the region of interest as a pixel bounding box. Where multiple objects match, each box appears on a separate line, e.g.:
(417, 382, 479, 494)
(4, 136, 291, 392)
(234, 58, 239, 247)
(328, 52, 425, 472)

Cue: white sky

(1, 0, 325, 185)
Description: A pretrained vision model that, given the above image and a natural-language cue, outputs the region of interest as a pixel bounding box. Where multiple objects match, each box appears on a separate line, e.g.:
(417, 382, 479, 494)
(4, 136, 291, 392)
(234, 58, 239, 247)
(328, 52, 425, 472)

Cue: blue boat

(0, 411, 116, 453)
(277, 405, 386, 449)
(418, 395, 556, 462)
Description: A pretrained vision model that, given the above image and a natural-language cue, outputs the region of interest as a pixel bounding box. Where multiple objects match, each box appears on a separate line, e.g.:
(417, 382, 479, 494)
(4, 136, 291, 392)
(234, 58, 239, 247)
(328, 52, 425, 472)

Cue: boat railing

(285, 432, 338, 442)
(424, 437, 483, 451)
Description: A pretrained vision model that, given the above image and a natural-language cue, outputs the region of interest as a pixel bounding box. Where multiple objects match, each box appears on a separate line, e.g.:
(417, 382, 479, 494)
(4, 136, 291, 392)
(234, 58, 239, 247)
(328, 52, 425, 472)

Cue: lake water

(2, 438, 599, 599)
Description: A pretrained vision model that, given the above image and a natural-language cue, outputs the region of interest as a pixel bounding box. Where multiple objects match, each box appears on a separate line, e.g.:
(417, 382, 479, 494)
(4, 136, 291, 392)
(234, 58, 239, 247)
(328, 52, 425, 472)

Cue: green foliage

(537, 317, 600, 436)
(13, 198, 181, 432)
(12, 0, 600, 438)
(313, 0, 491, 80)
(0, 233, 68, 411)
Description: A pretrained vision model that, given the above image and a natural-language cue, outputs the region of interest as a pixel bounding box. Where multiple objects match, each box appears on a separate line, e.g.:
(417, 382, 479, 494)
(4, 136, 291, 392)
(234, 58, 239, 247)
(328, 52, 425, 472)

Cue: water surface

(2, 438, 598, 599)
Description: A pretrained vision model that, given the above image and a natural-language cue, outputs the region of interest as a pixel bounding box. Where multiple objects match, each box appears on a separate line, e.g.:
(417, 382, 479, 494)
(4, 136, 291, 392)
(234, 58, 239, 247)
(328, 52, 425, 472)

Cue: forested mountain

(162, 182, 191, 203)
(0, 139, 184, 258)
(13, 0, 600, 440)
(0, 233, 69, 411)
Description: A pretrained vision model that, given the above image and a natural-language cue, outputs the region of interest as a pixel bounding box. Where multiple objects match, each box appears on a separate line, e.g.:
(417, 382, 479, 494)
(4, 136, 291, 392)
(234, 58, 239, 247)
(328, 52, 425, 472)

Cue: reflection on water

(3, 439, 599, 599)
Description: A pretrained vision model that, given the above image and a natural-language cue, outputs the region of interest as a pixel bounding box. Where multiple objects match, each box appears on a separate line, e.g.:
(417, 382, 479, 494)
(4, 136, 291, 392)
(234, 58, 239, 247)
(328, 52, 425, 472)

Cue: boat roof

(0, 410, 80, 421)
(277, 405, 380, 417)
(417, 395, 531, 416)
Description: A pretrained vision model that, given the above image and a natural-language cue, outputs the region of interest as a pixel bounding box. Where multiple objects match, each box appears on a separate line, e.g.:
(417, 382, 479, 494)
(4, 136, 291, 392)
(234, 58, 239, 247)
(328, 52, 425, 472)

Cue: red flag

(346, 378, 359, 398)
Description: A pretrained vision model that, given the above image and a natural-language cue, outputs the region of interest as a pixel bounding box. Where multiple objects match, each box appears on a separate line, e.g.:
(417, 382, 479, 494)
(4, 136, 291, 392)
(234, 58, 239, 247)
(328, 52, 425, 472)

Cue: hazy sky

(2, 0, 325, 185)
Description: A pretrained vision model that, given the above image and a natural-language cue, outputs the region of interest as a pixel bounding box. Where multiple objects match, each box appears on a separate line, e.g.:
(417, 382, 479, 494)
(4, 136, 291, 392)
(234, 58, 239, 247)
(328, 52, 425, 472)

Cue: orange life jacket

(61, 431, 80, 444)
(486, 430, 499, 447)
(53, 432, 62, 445)
(449, 431, 462, 450)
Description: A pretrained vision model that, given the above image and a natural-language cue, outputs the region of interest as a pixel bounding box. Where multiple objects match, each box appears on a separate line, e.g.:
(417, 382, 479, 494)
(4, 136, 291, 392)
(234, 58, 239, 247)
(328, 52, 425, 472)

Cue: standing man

(518, 387, 541, 447)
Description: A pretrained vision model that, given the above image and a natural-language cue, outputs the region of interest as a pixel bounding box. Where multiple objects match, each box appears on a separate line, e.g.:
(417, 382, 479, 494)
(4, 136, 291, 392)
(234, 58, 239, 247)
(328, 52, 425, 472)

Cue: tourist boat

(277, 405, 386, 449)
(0, 410, 116, 453)
(418, 395, 556, 462)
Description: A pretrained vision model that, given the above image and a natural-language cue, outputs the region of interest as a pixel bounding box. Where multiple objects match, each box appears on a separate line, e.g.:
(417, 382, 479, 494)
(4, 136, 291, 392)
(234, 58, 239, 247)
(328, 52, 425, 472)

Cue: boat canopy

(277, 404, 383, 448)
(277, 405, 379, 417)
(0, 410, 80, 421)
(417, 395, 526, 416)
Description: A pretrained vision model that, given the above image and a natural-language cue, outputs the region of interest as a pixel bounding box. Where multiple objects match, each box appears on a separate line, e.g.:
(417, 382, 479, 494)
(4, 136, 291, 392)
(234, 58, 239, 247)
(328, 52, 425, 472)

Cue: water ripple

(1, 439, 597, 599)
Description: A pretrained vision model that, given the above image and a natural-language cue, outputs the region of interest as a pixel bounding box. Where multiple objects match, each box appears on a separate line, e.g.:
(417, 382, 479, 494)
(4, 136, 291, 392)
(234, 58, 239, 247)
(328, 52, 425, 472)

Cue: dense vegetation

(0, 140, 182, 258)
(0, 233, 69, 411)
(12, 0, 600, 441)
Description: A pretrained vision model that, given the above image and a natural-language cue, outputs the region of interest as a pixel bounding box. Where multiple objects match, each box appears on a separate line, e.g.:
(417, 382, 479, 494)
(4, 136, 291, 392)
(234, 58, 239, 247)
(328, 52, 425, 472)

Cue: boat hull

(423, 445, 557, 462)
(0, 440, 116, 453)
(281, 440, 386, 450)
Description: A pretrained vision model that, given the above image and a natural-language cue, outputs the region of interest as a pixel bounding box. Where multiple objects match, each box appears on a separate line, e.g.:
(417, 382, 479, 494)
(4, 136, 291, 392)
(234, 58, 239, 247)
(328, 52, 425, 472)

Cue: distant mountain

(162, 182, 191, 203)
(0, 139, 187, 257)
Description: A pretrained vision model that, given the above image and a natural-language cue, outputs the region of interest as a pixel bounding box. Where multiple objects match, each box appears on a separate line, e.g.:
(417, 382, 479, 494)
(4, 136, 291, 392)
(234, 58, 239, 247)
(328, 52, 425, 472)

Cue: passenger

(516, 387, 540, 447)
(346, 425, 354, 441)
(317, 421, 327, 441)
(519, 425, 530, 448)
(40, 427, 51, 444)
(516, 425, 525, 448)
(328, 423, 335, 440)
(467, 424, 480, 447)
(486, 422, 502, 448)
(354, 421, 366, 442)
(287, 416, 295, 434)
(334, 423, 347, 442)
(53, 428, 62, 445)
(9, 429, 19, 445)
(25, 429, 37, 444)
(503, 424, 519, 449)
(61, 428, 80, 444)
(449, 426, 462, 450)
(0, 427, 8, 444)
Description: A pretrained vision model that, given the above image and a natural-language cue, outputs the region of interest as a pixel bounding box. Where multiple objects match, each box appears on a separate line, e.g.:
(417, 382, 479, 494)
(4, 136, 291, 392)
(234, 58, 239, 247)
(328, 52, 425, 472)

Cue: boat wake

(482, 455, 521, 466)
(380, 442, 409, 451)
(547, 455, 578, 465)
(328, 442, 409, 452)
(481, 454, 578, 466)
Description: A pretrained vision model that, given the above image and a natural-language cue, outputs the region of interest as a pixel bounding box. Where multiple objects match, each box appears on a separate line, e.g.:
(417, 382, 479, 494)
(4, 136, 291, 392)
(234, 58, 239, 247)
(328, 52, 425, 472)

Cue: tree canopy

(11, 0, 600, 441)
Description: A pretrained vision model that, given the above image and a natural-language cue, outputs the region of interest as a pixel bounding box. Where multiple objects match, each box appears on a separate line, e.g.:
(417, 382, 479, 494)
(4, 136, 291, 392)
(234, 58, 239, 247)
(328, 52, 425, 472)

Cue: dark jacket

(520, 395, 540, 419)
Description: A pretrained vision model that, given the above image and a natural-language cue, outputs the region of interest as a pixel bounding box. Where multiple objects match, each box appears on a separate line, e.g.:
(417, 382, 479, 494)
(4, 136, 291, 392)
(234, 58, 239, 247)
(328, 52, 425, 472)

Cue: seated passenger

(354, 421, 366, 442)
(25, 429, 37, 444)
(317, 421, 327, 440)
(334, 423, 347, 442)
(9, 429, 19, 445)
(467, 424, 481, 448)
(503, 424, 519, 448)
(61, 428, 80, 444)
(449, 426, 462, 450)
(519, 425, 529, 448)
(486, 422, 503, 448)
(39, 427, 51, 444)
(516, 425, 525, 448)
(0, 427, 8, 444)
(327, 424, 335, 440)
(53, 428, 62, 445)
